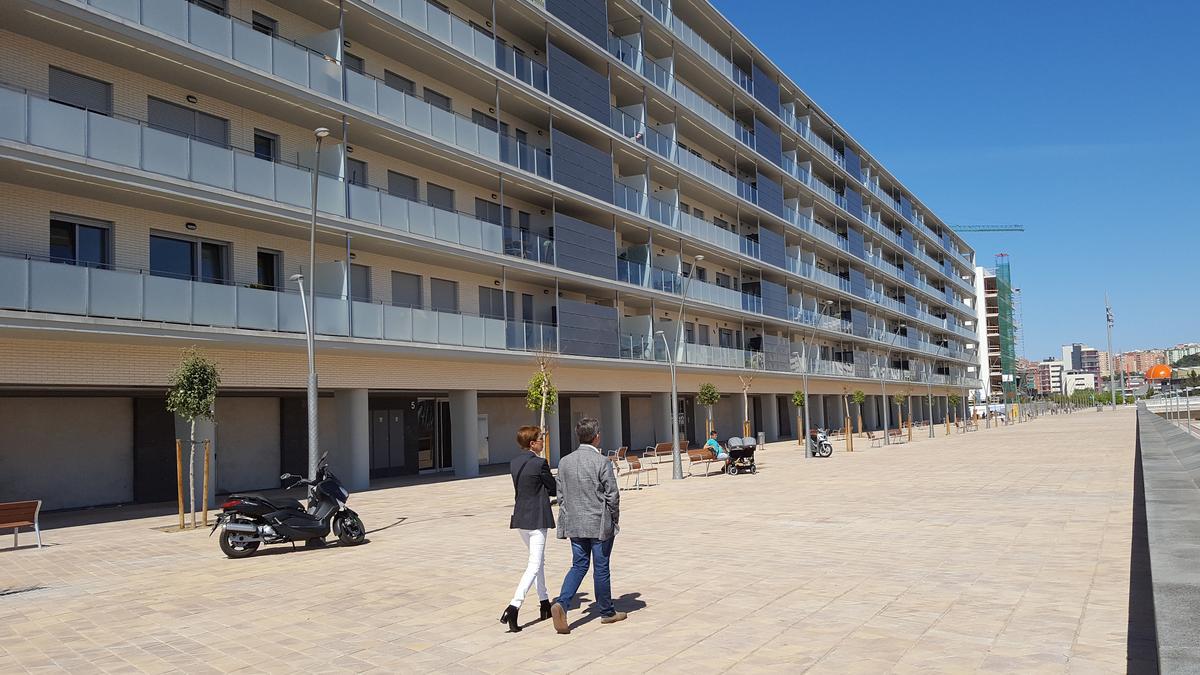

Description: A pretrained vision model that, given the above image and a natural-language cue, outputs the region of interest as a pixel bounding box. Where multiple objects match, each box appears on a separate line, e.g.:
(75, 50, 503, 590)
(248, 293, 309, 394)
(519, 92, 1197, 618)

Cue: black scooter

(212, 452, 365, 558)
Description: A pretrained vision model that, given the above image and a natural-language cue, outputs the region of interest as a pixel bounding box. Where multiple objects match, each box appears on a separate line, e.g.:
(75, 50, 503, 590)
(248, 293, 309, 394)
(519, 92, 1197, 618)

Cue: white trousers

(510, 528, 548, 607)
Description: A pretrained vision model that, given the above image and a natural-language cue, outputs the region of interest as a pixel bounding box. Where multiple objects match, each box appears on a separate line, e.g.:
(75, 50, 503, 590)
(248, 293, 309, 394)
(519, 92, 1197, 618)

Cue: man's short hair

(517, 425, 541, 449)
(576, 417, 600, 445)
(709, 430, 718, 437)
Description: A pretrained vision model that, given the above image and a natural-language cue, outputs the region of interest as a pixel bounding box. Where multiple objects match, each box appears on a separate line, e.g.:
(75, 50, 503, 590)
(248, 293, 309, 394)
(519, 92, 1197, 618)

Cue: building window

(696, 266, 707, 282)
(391, 271, 422, 308)
(344, 52, 365, 74)
(253, 130, 278, 161)
(149, 233, 228, 283)
(698, 324, 711, 345)
(718, 328, 734, 349)
(251, 11, 277, 36)
(426, 183, 454, 211)
(346, 158, 368, 187)
(715, 272, 731, 289)
(148, 97, 228, 146)
(423, 88, 452, 112)
(256, 249, 280, 290)
(48, 67, 112, 115)
(350, 263, 371, 302)
(194, 0, 227, 14)
(49, 215, 111, 268)
(384, 70, 415, 96)
(430, 278, 458, 313)
(387, 171, 418, 201)
(522, 293, 534, 322)
(478, 287, 515, 320)
(685, 322, 695, 344)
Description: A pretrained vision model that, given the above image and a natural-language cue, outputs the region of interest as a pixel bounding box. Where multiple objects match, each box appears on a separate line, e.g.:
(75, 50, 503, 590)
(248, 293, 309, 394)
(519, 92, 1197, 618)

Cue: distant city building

(1116, 349, 1166, 375)
(1034, 359, 1065, 395)
(1167, 343, 1200, 366)
(1061, 343, 1103, 390)
(1063, 371, 1097, 396)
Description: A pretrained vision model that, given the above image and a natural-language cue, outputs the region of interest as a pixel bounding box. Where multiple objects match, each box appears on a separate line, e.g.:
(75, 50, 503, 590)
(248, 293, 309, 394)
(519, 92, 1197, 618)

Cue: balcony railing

(343, 69, 550, 179)
(676, 147, 738, 195)
(609, 107, 673, 161)
(363, 0, 494, 66)
(85, 0, 342, 98)
(0, 252, 567, 352)
(495, 41, 549, 92)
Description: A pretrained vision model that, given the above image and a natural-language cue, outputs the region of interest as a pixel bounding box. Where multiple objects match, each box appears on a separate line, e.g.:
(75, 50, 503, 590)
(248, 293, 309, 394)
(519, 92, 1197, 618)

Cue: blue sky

(712, 0, 1200, 359)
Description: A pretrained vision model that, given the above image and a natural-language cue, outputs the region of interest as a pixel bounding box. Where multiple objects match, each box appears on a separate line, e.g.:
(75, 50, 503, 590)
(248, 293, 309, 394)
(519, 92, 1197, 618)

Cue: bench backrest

(616, 446, 628, 460)
(627, 455, 643, 470)
(688, 449, 716, 462)
(653, 442, 673, 453)
(0, 500, 40, 525)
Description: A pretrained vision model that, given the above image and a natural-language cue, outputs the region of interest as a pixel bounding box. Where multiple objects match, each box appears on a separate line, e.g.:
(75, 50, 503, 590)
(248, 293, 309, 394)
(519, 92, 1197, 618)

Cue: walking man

(550, 417, 625, 633)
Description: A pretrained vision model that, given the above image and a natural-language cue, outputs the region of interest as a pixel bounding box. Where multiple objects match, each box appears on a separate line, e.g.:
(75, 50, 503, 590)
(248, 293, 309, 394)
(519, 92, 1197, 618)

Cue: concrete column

(334, 389, 370, 491)
(651, 392, 672, 444)
(546, 404, 561, 468)
(600, 391, 623, 453)
(761, 394, 780, 441)
(449, 390, 479, 478)
(811, 394, 825, 428)
(830, 395, 845, 432)
(736, 392, 750, 435)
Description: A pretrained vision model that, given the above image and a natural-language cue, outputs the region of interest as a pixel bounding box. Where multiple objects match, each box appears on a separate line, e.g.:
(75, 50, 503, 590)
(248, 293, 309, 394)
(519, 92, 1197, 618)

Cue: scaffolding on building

(995, 254, 1017, 402)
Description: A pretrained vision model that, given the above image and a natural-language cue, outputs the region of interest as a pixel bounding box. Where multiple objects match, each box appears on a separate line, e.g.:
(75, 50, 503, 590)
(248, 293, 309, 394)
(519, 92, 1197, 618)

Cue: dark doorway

(558, 397, 573, 456)
(777, 396, 792, 437)
(280, 397, 309, 480)
(620, 395, 632, 449)
(133, 397, 178, 503)
(370, 408, 407, 478)
(751, 397, 763, 436)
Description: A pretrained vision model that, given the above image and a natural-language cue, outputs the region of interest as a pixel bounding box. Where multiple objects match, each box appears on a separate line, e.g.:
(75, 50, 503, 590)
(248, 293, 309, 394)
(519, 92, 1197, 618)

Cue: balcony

(685, 279, 744, 313)
(362, 0, 494, 68)
(343, 69, 550, 179)
(675, 147, 738, 195)
(84, 0, 342, 99)
(0, 253, 565, 352)
(0, 83, 557, 269)
(615, 259, 682, 294)
(613, 183, 677, 228)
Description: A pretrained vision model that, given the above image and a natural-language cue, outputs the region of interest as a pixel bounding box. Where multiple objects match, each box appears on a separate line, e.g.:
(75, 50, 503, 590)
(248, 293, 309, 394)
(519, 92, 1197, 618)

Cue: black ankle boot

(500, 605, 521, 632)
(539, 599, 553, 621)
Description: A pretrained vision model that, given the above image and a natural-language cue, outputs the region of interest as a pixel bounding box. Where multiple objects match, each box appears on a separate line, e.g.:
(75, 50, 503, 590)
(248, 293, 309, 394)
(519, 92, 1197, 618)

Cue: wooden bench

(686, 448, 727, 476)
(887, 428, 907, 444)
(867, 431, 883, 448)
(1, 500, 42, 549)
(643, 441, 690, 463)
(623, 454, 658, 489)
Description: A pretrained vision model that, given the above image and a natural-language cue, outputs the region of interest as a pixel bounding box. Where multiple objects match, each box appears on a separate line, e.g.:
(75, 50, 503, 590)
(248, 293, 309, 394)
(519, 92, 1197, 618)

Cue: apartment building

(0, 0, 980, 510)
(1033, 359, 1064, 396)
(1116, 349, 1166, 375)
(1061, 343, 1103, 390)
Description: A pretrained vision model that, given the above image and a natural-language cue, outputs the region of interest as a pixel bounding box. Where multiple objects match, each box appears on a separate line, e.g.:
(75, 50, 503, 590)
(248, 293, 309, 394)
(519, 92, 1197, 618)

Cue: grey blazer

(555, 444, 620, 540)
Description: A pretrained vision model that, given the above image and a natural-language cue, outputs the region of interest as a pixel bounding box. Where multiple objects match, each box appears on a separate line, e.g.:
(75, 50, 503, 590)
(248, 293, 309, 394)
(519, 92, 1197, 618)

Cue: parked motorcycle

(808, 428, 834, 458)
(212, 452, 365, 558)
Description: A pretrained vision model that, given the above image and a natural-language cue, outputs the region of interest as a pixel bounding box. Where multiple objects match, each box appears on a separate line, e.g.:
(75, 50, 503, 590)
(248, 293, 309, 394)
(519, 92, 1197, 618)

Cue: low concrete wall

(1136, 406, 1200, 672)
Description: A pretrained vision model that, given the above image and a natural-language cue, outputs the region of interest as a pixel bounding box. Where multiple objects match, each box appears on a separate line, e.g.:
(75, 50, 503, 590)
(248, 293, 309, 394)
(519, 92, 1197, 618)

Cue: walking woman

(500, 426, 556, 632)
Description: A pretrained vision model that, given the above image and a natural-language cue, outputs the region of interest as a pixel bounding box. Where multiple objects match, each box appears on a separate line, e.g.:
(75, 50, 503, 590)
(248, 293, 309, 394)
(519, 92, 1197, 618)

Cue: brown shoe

(551, 602, 570, 634)
(600, 612, 628, 624)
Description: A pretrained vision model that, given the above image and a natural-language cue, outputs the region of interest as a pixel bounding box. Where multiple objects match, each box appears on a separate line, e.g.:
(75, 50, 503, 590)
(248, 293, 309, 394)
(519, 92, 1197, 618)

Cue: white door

(477, 414, 489, 464)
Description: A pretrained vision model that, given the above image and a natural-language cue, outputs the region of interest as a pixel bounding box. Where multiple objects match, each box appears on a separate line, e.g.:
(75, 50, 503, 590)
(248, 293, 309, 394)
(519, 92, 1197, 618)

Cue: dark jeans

(556, 536, 615, 617)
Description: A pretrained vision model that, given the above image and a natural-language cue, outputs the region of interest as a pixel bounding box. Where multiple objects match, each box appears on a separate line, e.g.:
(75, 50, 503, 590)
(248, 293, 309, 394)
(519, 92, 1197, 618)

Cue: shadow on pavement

(1127, 415, 1159, 674)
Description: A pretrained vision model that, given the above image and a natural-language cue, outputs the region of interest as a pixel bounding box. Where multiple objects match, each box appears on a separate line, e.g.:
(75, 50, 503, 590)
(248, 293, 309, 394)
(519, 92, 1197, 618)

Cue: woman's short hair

(517, 425, 541, 449)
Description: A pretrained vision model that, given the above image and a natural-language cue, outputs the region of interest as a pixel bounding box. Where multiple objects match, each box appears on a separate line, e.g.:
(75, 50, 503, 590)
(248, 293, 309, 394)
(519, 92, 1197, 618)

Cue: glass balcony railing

(686, 279, 743, 312)
(677, 212, 740, 256)
(613, 183, 677, 228)
(733, 67, 754, 96)
(675, 147, 737, 194)
(0, 83, 557, 271)
(505, 319, 558, 352)
(85, 0, 342, 98)
(495, 41, 548, 92)
(735, 121, 755, 150)
(343, 69, 550, 179)
(672, 81, 737, 138)
(739, 236, 762, 260)
(638, 0, 670, 25)
(737, 179, 758, 205)
(0, 252, 560, 352)
(669, 18, 735, 83)
(363, 0, 494, 66)
(607, 32, 640, 71)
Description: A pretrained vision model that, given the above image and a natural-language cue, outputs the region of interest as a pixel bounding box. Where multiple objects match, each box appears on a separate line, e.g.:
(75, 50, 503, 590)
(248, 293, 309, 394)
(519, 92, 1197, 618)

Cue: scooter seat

(238, 494, 305, 511)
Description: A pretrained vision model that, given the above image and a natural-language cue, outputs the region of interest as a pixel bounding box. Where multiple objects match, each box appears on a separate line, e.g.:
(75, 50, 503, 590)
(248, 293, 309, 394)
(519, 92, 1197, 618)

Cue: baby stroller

(724, 436, 758, 475)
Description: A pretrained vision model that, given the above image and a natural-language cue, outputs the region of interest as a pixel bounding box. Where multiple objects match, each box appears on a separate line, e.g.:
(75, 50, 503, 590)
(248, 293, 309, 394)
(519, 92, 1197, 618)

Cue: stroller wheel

(727, 464, 738, 476)
(749, 463, 757, 474)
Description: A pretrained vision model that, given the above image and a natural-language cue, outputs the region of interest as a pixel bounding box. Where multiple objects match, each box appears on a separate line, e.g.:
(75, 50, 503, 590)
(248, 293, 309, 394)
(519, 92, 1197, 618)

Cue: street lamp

(880, 323, 906, 445)
(300, 127, 329, 480)
(800, 299, 834, 458)
(654, 254, 703, 480)
(926, 359, 936, 438)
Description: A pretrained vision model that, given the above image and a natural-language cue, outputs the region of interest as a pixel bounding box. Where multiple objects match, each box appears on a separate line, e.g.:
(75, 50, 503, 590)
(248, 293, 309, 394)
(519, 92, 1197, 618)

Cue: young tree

(738, 362, 759, 436)
(697, 382, 721, 436)
(525, 352, 558, 461)
(948, 393, 961, 422)
(165, 347, 221, 529)
(792, 390, 805, 444)
(851, 390, 866, 434)
(891, 393, 906, 429)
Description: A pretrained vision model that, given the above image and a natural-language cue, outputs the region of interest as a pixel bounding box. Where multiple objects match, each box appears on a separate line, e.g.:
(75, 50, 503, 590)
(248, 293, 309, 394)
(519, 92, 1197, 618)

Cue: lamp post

(655, 254, 703, 480)
(1105, 296, 1117, 411)
(926, 359, 935, 438)
(880, 323, 906, 445)
(800, 299, 834, 458)
(300, 127, 329, 480)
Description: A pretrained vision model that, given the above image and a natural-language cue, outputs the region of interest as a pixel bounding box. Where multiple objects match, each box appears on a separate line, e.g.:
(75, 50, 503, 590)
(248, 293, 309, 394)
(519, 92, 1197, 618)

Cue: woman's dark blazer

(510, 451, 556, 530)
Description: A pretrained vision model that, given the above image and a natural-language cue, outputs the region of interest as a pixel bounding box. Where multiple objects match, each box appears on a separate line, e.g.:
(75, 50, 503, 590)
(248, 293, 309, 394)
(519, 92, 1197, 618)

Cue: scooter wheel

(334, 512, 366, 546)
(219, 530, 260, 559)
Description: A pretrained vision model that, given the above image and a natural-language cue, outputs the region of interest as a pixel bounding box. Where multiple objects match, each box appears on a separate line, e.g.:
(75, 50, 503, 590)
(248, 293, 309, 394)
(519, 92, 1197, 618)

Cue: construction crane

(950, 225, 1025, 233)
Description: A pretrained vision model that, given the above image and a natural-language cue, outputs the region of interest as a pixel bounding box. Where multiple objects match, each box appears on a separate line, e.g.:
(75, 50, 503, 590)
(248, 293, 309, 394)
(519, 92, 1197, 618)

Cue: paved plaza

(1, 409, 1140, 673)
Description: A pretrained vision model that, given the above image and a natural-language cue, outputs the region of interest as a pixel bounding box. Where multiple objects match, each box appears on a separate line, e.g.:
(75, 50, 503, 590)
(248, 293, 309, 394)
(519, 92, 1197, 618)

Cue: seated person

(704, 430, 729, 459)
